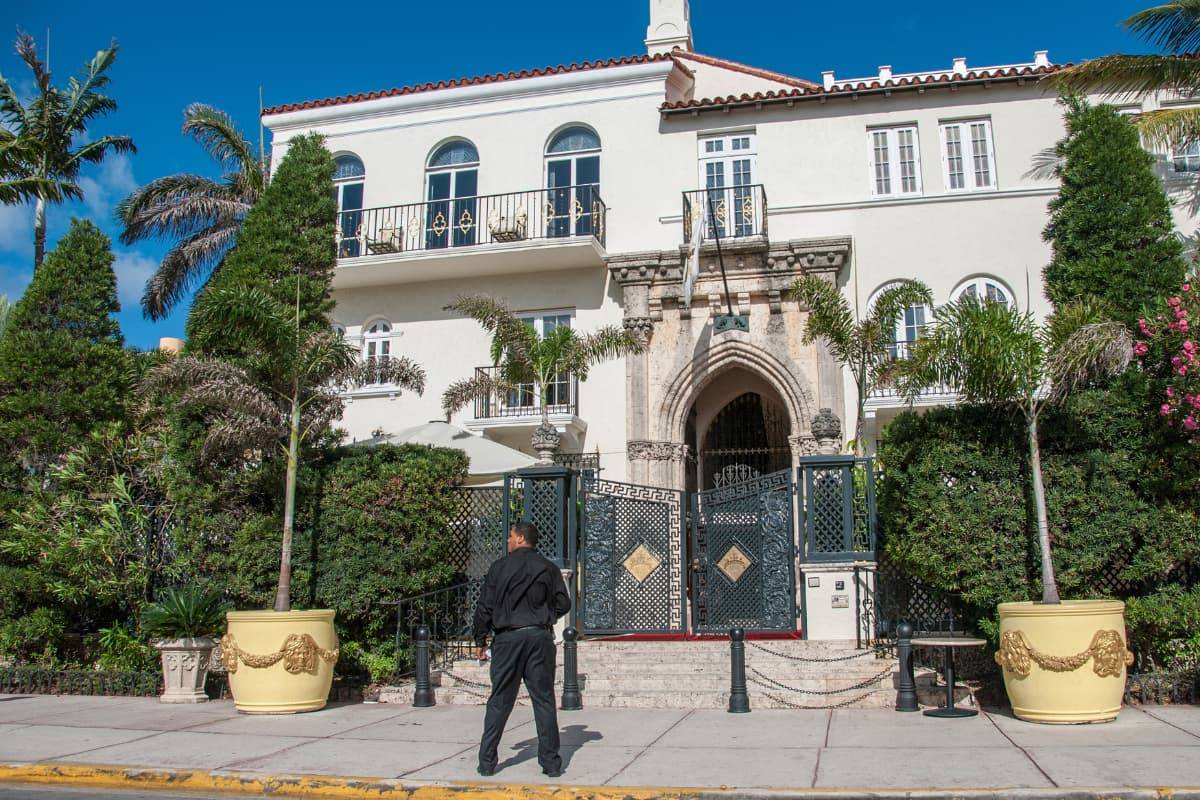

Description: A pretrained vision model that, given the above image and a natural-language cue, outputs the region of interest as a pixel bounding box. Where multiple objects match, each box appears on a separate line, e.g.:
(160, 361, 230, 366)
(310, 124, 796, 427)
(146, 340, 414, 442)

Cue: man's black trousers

(478, 626, 561, 773)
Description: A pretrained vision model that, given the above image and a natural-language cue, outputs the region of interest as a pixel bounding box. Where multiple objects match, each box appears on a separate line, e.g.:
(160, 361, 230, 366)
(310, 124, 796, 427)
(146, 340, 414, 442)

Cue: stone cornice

(628, 440, 692, 462)
(607, 237, 852, 289)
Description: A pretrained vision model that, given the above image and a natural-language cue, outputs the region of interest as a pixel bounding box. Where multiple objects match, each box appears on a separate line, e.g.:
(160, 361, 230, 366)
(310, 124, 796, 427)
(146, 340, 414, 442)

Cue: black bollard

(895, 620, 918, 712)
(728, 627, 750, 714)
(412, 625, 436, 708)
(560, 627, 582, 711)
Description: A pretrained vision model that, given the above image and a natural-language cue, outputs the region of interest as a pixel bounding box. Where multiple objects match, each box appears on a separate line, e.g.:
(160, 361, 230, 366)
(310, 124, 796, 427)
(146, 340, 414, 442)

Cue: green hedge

(878, 385, 1200, 639)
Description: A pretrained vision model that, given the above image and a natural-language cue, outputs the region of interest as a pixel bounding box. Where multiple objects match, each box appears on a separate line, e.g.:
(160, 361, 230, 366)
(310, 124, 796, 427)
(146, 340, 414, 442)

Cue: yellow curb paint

(0, 762, 703, 799)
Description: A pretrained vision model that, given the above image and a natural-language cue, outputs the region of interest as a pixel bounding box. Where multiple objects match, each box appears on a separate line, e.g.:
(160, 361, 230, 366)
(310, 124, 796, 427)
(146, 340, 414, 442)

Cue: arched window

(545, 125, 600, 238)
(362, 319, 392, 384)
(952, 276, 1012, 306)
(426, 140, 479, 250)
(868, 282, 931, 360)
(334, 155, 365, 258)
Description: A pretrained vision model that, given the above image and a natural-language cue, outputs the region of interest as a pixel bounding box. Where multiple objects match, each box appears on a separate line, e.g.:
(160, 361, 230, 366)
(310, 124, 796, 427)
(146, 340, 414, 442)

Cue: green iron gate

(690, 468, 796, 632)
(578, 477, 687, 635)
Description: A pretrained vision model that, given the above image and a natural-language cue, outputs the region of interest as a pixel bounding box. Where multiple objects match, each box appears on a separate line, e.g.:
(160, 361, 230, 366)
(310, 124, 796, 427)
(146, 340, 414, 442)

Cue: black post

(413, 625, 435, 708)
(895, 620, 918, 712)
(560, 627, 582, 711)
(728, 627, 750, 714)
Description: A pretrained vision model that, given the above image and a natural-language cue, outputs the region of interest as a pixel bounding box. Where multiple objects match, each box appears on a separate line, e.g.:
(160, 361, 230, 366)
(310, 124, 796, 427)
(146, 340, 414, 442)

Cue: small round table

(911, 637, 987, 718)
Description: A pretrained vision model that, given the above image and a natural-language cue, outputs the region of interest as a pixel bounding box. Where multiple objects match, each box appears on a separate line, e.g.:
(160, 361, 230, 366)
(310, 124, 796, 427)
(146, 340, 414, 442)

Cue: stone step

(446, 659, 892, 678)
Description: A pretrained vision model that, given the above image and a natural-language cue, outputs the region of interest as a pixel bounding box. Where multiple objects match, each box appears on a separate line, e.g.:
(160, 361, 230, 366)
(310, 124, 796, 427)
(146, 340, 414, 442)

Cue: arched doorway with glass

(333, 154, 365, 258)
(426, 139, 479, 250)
(545, 126, 600, 238)
(687, 367, 792, 493)
(868, 281, 933, 363)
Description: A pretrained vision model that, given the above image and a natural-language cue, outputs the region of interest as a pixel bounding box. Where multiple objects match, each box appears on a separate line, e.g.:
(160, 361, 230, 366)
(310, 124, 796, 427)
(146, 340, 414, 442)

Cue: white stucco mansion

(263, 0, 1200, 491)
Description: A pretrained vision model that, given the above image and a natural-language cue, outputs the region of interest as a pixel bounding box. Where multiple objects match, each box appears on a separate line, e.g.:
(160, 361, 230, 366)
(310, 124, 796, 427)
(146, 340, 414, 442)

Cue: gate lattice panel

(799, 456, 877, 563)
(579, 478, 685, 634)
(691, 469, 796, 632)
(447, 487, 507, 614)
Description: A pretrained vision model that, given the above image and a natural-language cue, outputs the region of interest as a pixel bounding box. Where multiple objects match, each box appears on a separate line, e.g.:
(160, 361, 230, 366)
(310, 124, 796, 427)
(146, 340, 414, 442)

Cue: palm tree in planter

(143, 282, 424, 712)
(788, 275, 933, 455)
(895, 295, 1136, 723)
(441, 295, 643, 464)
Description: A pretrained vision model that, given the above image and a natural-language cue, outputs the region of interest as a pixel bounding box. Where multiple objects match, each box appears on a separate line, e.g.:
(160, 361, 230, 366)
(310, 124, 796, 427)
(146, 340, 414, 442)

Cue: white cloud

(112, 249, 157, 309)
(79, 153, 138, 221)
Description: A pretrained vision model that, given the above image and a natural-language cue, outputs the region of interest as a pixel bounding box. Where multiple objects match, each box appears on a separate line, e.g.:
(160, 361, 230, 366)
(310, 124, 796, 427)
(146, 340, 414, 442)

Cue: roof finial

(645, 0, 693, 55)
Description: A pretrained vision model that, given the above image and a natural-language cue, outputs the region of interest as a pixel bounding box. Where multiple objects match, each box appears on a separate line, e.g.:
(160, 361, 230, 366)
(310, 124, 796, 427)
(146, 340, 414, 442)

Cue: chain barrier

(747, 663, 893, 697)
(746, 640, 877, 663)
(758, 687, 884, 710)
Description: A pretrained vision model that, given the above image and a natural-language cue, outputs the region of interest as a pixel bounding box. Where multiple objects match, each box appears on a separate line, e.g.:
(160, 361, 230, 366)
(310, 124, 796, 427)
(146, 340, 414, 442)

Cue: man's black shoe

(477, 765, 496, 777)
(542, 767, 564, 779)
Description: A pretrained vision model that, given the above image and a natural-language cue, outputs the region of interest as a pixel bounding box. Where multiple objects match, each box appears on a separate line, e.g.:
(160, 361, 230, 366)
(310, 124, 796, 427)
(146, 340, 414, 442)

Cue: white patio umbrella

(354, 420, 534, 484)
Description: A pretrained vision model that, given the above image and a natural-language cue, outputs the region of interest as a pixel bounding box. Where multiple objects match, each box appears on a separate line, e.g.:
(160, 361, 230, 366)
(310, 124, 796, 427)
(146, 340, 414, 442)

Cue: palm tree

(0, 295, 11, 340)
(1053, 2, 1200, 152)
(0, 32, 134, 269)
(441, 295, 643, 464)
(895, 296, 1132, 604)
(142, 283, 425, 612)
(787, 275, 933, 455)
(118, 104, 267, 320)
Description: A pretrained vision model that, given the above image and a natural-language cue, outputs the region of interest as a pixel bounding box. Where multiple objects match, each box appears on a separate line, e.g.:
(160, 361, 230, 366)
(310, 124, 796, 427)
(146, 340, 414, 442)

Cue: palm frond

(1053, 53, 1200, 98)
(200, 417, 278, 463)
(182, 103, 262, 186)
(1024, 146, 1065, 180)
(140, 355, 250, 397)
(117, 173, 245, 242)
(299, 330, 357, 384)
(341, 354, 426, 394)
(1126, 1, 1200, 53)
(1136, 106, 1200, 150)
(139, 225, 239, 320)
(868, 280, 933, 334)
(441, 371, 513, 417)
(1043, 300, 1133, 401)
(788, 275, 856, 356)
(566, 325, 643, 380)
(444, 294, 535, 364)
(179, 379, 281, 423)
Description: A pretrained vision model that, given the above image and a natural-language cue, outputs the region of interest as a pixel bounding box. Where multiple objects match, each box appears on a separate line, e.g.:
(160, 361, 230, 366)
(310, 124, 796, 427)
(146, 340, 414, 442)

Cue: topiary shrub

(308, 443, 469, 652)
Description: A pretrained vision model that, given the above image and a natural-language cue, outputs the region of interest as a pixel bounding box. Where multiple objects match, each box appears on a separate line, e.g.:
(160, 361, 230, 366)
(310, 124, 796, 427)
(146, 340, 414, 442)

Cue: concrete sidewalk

(1, 694, 1199, 798)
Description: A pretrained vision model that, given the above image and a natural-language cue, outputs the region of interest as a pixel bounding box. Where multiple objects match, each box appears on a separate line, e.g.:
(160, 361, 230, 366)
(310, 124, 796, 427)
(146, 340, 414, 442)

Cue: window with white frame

(505, 311, 573, 411)
(362, 319, 392, 383)
(333, 154, 365, 258)
(952, 276, 1011, 305)
(868, 283, 931, 360)
(940, 119, 996, 191)
(698, 132, 758, 237)
(868, 125, 922, 197)
(1173, 139, 1200, 173)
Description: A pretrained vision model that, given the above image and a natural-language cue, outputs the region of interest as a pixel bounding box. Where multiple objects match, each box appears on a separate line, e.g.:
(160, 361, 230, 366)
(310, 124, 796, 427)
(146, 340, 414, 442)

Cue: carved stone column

(609, 253, 665, 484)
(800, 252, 850, 436)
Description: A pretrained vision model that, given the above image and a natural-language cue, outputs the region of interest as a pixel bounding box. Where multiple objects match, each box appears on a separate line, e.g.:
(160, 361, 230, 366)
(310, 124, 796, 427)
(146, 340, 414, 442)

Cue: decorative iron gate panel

(798, 456, 877, 563)
(579, 478, 686, 634)
(691, 469, 796, 632)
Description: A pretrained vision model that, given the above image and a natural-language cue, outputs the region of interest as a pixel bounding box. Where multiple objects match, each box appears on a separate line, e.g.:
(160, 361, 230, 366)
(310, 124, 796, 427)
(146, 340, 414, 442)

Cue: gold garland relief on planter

(994, 629, 1133, 679)
(219, 633, 339, 675)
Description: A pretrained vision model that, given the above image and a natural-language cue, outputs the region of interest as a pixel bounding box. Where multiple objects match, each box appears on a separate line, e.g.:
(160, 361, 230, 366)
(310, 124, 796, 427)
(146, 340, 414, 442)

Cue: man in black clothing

(473, 521, 571, 778)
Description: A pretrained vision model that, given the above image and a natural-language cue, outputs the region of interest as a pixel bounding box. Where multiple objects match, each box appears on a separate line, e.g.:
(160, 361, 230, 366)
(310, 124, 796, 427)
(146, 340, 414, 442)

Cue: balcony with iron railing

(465, 364, 586, 441)
(867, 341, 957, 403)
(334, 185, 607, 288)
(682, 184, 768, 246)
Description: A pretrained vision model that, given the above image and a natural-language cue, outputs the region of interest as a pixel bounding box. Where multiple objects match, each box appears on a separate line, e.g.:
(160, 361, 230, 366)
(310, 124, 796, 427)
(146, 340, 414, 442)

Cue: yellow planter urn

(220, 609, 339, 714)
(995, 599, 1132, 724)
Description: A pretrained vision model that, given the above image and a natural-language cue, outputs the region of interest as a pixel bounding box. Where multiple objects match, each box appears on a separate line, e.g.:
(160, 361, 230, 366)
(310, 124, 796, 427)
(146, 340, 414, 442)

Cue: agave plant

(441, 295, 643, 463)
(141, 586, 228, 640)
(787, 275, 933, 455)
(895, 296, 1132, 604)
(142, 283, 425, 612)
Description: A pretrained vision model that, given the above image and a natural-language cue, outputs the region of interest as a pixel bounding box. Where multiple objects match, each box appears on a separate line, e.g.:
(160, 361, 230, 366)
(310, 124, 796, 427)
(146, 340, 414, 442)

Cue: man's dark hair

(512, 521, 540, 547)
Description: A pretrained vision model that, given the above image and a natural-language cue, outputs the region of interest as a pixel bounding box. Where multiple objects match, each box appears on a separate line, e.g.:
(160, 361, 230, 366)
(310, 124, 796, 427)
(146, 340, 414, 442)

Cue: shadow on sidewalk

(498, 725, 603, 771)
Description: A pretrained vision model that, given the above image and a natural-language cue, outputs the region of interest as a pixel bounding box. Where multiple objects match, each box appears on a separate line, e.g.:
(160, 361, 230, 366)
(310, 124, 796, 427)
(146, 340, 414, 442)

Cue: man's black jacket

(472, 546, 571, 646)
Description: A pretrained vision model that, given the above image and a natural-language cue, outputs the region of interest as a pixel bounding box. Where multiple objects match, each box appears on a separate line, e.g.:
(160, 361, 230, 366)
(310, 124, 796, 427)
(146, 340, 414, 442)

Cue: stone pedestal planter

(157, 637, 215, 704)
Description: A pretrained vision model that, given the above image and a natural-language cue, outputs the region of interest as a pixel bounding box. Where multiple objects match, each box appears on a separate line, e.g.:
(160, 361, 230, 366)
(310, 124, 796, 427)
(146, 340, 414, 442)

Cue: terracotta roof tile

(262, 54, 677, 116)
(660, 63, 1066, 112)
(673, 51, 818, 90)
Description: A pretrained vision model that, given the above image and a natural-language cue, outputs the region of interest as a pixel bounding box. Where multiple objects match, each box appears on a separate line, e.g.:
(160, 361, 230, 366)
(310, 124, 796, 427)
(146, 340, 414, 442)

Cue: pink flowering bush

(1135, 281, 1200, 435)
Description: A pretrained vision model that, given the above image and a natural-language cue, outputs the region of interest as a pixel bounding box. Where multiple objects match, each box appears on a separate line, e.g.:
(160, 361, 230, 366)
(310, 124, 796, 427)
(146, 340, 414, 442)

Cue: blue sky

(2, 0, 1151, 349)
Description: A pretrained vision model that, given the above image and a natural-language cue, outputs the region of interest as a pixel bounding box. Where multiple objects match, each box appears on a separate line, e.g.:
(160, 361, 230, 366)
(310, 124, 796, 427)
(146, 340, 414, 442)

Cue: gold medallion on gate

(716, 545, 752, 583)
(622, 543, 663, 584)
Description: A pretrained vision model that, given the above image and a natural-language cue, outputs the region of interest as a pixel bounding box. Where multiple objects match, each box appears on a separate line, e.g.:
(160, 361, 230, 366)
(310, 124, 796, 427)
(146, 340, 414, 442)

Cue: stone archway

(691, 379, 792, 493)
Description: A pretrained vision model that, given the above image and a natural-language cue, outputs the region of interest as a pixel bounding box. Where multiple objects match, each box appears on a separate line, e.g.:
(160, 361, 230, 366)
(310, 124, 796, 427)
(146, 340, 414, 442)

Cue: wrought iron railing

(472, 365, 579, 420)
(869, 341, 957, 399)
(337, 185, 606, 259)
(383, 581, 481, 678)
(682, 183, 767, 245)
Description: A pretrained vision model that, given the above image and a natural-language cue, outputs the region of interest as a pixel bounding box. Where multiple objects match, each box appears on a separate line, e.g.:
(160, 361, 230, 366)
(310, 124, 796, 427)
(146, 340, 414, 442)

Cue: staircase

(380, 638, 898, 709)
